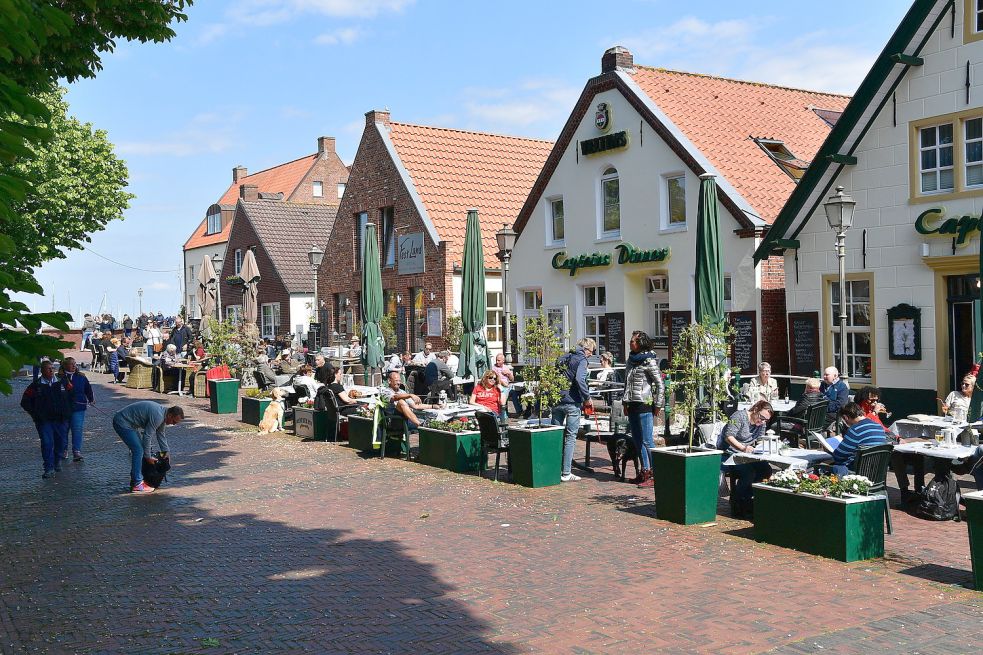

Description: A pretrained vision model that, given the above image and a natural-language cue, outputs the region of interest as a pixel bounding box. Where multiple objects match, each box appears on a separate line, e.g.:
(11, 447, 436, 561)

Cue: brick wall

(318, 110, 452, 351)
(757, 245, 788, 373)
(288, 137, 350, 205)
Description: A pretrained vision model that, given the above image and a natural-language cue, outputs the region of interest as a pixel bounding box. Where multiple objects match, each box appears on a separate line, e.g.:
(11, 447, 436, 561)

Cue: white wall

(183, 242, 227, 319)
(289, 293, 313, 339)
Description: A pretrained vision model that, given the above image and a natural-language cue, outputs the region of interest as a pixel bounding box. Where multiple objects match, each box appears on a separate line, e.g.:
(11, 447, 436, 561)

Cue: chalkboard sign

(727, 311, 757, 375)
(396, 306, 407, 355)
(787, 312, 820, 377)
(605, 312, 626, 363)
(308, 322, 321, 350)
(668, 311, 692, 364)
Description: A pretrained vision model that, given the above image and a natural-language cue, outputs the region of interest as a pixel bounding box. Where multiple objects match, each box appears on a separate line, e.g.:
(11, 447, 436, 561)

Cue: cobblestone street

(2, 353, 982, 654)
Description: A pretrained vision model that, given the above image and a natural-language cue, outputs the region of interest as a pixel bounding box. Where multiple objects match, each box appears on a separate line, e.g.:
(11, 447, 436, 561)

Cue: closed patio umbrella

(240, 249, 261, 326)
(694, 173, 724, 327)
(197, 254, 217, 321)
(456, 209, 489, 379)
(360, 222, 385, 382)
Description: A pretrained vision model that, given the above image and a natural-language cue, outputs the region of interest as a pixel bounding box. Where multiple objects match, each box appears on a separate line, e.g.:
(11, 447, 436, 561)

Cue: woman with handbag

(143, 320, 163, 359)
(620, 331, 665, 488)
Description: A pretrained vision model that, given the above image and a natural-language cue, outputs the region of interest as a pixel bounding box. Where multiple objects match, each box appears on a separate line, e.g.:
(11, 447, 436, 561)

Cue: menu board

(667, 311, 692, 365)
(604, 312, 626, 363)
(396, 306, 407, 354)
(727, 311, 757, 375)
(788, 311, 820, 377)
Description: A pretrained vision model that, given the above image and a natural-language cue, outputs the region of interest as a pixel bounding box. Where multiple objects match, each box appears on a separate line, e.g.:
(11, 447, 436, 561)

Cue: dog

(258, 388, 285, 434)
(606, 434, 640, 482)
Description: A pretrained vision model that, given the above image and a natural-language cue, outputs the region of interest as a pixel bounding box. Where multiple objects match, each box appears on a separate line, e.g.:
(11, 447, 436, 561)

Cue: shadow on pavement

(896, 563, 975, 588)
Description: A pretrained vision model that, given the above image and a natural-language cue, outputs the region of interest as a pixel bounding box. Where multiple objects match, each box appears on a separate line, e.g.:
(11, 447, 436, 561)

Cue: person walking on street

(553, 338, 595, 482)
(81, 313, 96, 350)
(122, 314, 133, 338)
(112, 401, 183, 492)
(143, 320, 163, 358)
(621, 331, 665, 488)
(58, 357, 93, 462)
(20, 360, 74, 478)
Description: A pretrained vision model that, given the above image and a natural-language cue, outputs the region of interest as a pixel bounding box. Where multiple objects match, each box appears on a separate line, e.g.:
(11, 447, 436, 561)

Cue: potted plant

(241, 388, 272, 426)
(347, 398, 388, 452)
(417, 416, 483, 473)
(651, 319, 734, 524)
(291, 398, 334, 442)
(508, 310, 569, 488)
(965, 490, 983, 590)
(753, 470, 883, 562)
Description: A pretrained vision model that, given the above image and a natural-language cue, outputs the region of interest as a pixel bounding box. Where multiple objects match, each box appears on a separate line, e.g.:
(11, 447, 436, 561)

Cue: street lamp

(495, 223, 519, 364)
(823, 185, 856, 380)
(137, 287, 143, 315)
(211, 254, 224, 320)
(308, 245, 325, 348)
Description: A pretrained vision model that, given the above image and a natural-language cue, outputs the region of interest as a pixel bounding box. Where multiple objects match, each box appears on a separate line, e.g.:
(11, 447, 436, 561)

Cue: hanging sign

(398, 233, 425, 274)
(914, 207, 981, 246)
(580, 131, 629, 156)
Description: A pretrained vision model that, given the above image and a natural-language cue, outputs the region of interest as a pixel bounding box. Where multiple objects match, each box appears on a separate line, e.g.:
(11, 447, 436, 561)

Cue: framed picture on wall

(427, 307, 443, 337)
(887, 303, 920, 360)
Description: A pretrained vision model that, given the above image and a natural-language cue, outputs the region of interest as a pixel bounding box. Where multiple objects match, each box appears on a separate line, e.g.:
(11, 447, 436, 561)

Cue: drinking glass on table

(934, 430, 944, 447)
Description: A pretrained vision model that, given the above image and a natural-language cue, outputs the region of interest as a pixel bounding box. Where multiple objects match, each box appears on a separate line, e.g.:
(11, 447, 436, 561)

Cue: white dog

(258, 388, 285, 434)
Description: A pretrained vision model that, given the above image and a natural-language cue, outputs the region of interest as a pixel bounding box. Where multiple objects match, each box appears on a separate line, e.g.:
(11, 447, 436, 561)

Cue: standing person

(143, 320, 163, 358)
(718, 400, 774, 518)
(820, 366, 849, 428)
(58, 357, 93, 462)
(112, 401, 183, 492)
(741, 362, 779, 403)
(621, 331, 665, 487)
(81, 313, 96, 350)
(169, 316, 193, 355)
(107, 337, 123, 383)
(553, 338, 595, 482)
(20, 360, 74, 478)
(122, 314, 133, 338)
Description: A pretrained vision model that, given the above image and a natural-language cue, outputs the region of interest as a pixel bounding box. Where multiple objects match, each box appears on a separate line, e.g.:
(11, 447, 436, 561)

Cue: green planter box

(508, 424, 563, 488)
(347, 415, 377, 451)
(293, 407, 335, 441)
(651, 446, 722, 525)
(752, 484, 885, 562)
(208, 379, 239, 414)
(241, 397, 271, 426)
(418, 427, 483, 473)
(965, 490, 983, 590)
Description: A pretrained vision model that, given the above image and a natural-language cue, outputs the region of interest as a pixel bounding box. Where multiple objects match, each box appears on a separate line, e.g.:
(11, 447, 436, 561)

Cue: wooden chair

(778, 399, 829, 449)
(852, 443, 895, 534)
(476, 411, 510, 481)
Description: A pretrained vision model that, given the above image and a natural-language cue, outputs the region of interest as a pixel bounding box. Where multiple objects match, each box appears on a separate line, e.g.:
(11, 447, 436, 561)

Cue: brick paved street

(2, 352, 982, 654)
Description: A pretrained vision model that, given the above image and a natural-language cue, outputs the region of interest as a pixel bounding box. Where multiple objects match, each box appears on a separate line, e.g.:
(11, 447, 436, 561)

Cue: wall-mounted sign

(594, 102, 611, 132)
(551, 243, 671, 276)
(580, 130, 629, 157)
(398, 232, 425, 274)
(887, 303, 921, 360)
(615, 243, 670, 265)
(914, 207, 980, 246)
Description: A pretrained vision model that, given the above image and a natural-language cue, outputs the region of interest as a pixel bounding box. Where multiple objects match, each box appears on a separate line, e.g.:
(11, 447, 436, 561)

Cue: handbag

(153, 343, 163, 353)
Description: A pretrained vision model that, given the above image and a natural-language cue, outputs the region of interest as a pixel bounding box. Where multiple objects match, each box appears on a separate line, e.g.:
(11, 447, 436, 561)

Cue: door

(947, 273, 980, 392)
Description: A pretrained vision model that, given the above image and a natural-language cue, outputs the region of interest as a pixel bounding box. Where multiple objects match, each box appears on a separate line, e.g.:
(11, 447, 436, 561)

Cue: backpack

(914, 474, 959, 521)
(141, 454, 171, 488)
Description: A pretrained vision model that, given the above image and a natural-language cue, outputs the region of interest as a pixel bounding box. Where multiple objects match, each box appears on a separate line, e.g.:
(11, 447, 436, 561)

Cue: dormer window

(205, 210, 222, 235)
(754, 138, 809, 181)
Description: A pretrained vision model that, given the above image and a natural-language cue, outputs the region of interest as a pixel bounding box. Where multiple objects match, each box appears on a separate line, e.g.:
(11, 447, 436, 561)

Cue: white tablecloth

(416, 403, 488, 422)
(892, 417, 969, 439)
(892, 441, 977, 461)
(726, 447, 833, 470)
(738, 399, 796, 413)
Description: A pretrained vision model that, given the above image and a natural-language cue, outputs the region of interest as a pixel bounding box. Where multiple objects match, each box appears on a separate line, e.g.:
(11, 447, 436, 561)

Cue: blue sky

(24, 0, 910, 323)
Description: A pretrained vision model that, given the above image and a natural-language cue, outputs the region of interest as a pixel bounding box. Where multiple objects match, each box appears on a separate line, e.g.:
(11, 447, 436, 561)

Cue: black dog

(606, 435, 640, 482)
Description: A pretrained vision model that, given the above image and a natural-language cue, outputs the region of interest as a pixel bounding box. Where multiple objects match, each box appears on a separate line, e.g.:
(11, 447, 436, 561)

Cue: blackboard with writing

(728, 311, 757, 375)
(788, 312, 820, 377)
(605, 312, 626, 364)
(668, 311, 692, 365)
(396, 306, 407, 355)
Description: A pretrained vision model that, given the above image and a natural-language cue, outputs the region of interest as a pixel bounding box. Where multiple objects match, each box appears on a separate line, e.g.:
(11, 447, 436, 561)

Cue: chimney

(601, 46, 633, 73)
(317, 136, 335, 155)
(240, 184, 259, 202)
(232, 165, 248, 182)
(365, 109, 391, 127)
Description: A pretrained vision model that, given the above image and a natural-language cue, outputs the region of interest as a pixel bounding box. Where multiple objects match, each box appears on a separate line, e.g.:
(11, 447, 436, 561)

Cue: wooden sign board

(605, 311, 626, 364)
(787, 312, 820, 377)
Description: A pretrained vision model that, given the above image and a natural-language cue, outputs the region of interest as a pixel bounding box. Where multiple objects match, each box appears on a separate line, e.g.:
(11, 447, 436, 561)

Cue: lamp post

(308, 245, 325, 348)
(495, 223, 518, 364)
(823, 186, 856, 379)
(137, 287, 143, 315)
(211, 253, 223, 321)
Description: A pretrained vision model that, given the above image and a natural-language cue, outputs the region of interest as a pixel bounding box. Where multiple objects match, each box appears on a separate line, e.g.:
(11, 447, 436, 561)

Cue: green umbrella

(457, 209, 489, 379)
(695, 173, 724, 327)
(970, 241, 983, 421)
(360, 222, 385, 381)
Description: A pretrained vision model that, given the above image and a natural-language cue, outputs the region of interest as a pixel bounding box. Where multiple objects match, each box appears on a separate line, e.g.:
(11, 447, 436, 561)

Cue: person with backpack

(553, 338, 595, 482)
(20, 360, 74, 478)
(620, 331, 665, 488)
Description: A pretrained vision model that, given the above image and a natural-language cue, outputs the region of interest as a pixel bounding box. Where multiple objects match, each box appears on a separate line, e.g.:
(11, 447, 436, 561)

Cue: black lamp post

(495, 223, 518, 363)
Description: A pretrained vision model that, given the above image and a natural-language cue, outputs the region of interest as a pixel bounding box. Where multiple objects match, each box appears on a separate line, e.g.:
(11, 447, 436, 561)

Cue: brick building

(508, 47, 848, 372)
(318, 110, 553, 354)
(182, 136, 349, 319)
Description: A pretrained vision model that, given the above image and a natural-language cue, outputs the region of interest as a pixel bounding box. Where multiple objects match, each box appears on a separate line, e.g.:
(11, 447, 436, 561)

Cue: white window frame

(546, 196, 564, 246)
(234, 249, 243, 276)
(581, 284, 607, 349)
(975, 0, 983, 34)
(965, 117, 983, 188)
(485, 291, 503, 344)
(598, 167, 620, 239)
(226, 305, 243, 326)
(519, 288, 543, 333)
(723, 274, 733, 313)
(919, 122, 955, 194)
(337, 182, 346, 199)
(312, 180, 323, 198)
(546, 305, 569, 351)
(830, 279, 872, 382)
(261, 302, 281, 339)
(206, 211, 222, 235)
(662, 173, 687, 231)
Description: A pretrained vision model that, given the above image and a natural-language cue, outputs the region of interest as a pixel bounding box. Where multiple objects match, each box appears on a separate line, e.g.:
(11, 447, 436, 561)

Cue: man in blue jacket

(58, 357, 94, 462)
(20, 360, 74, 478)
(552, 338, 595, 482)
(820, 366, 850, 428)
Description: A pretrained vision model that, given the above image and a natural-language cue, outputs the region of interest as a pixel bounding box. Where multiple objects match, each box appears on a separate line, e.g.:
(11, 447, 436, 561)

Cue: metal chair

(778, 399, 829, 449)
(476, 411, 510, 481)
(315, 388, 346, 443)
(852, 443, 895, 534)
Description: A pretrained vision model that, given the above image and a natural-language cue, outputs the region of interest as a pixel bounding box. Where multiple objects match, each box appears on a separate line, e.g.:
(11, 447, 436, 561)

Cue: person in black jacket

(20, 360, 74, 478)
(168, 316, 194, 355)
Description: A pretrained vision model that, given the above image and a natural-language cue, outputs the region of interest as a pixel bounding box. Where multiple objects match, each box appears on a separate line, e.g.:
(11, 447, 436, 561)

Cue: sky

(22, 0, 911, 324)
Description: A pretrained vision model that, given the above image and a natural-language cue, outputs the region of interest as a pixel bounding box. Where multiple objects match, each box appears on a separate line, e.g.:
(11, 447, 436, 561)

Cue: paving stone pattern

(1, 351, 981, 654)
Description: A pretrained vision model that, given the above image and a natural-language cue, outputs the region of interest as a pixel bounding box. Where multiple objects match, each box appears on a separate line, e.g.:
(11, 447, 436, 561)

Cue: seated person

(855, 385, 889, 430)
(158, 343, 184, 389)
(717, 400, 774, 518)
(776, 377, 824, 442)
(385, 351, 412, 374)
(942, 373, 975, 422)
(820, 366, 850, 428)
(412, 342, 436, 365)
(595, 352, 616, 382)
(423, 350, 454, 399)
(378, 370, 426, 430)
(127, 347, 152, 366)
(327, 366, 361, 416)
(471, 370, 508, 418)
(830, 402, 890, 477)
(256, 354, 292, 388)
(313, 353, 334, 386)
(347, 336, 362, 359)
(276, 350, 299, 376)
(188, 340, 206, 363)
(292, 364, 322, 400)
(741, 361, 779, 403)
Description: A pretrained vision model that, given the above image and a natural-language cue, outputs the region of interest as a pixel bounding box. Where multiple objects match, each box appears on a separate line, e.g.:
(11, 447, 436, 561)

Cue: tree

(670, 318, 737, 450)
(518, 310, 569, 423)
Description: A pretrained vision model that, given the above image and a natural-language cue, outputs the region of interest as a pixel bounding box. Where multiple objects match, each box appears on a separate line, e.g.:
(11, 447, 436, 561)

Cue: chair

(476, 411, 510, 481)
(153, 364, 180, 393)
(125, 358, 154, 390)
(191, 370, 209, 397)
(379, 415, 411, 461)
(314, 387, 346, 442)
(852, 443, 895, 534)
(253, 370, 274, 392)
(778, 399, 828, 449)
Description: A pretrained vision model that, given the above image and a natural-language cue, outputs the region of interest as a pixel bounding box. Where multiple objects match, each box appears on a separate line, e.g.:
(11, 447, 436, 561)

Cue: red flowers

(807, 473, 819, 481)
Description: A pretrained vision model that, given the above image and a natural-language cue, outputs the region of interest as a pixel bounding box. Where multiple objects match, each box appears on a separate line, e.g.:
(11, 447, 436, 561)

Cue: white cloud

(118, 110, 245, 157)
(229, 0, 414, 25)
(194, 23, 230, 46)
(313, 27, 363, 45)
(462, 79, 580, 137)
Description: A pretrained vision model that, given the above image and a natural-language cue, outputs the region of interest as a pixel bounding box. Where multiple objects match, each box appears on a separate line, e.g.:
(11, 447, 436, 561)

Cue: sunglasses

(962, 382, 973, 387)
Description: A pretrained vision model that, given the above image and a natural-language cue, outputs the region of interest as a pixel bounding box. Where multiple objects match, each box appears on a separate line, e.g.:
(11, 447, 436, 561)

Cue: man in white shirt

(412, 342, 436, 365)
(385, 351, 412, 373)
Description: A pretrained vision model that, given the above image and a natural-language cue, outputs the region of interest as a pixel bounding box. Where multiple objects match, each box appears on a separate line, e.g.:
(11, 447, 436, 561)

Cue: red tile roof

(183, 154, 319, 251)
(629, 67, 849, 223)
(386, 122, 554, 268)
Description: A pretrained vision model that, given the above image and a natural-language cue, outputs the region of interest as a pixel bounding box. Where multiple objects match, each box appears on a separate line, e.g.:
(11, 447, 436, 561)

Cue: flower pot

(208, 379, 239, 414)
(752, 484, 885, 562)
(651, 446, 722, 525)
(241, 397, 271, 426)
(347, 415, 377, 452)
(293, 406, 333, 441)
(417, 427, 483, 473)
(508, 424, 563, 488)
(964, 490, 983, 590)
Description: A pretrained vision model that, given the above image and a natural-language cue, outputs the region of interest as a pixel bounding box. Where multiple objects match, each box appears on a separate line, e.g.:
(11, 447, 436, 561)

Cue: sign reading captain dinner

(914, 208, 982, 246)
(551, 243, 670, 276)
(398, 232, 425, 275)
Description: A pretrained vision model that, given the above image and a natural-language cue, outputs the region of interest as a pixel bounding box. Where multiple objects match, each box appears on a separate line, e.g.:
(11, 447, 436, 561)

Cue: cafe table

(166, 362, 194, 397)
(727, 447, 833, 470)
(416, 403, 487, 422)
(891, 415, 970, 440)
(346, 384, 378, 397)
(892, 440, 977, 461)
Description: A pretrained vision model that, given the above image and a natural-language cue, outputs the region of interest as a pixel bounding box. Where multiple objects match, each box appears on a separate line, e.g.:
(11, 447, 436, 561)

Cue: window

(520, 288, 543, 332)
(261, 303, 281, 339)
(354, 212, 368, 270)
(548, 197, 564, 244)
(234, 249, 243, 276)
(964, 0, 983, 42)
(753, 139, 808, 181)
(226, 305, 242, 326)
(600, 167, 620, 236)
(830, 279, 872, 381)
(337, 183, 346, 199)
(652, 302, 669, 347)
(919, 123, 954, 194)
(723, 275, 733, 312)
(188, 265, 195, 285)
(546, 306, 569, 350)
(582, 284, 607, 348)
(188, 295, 198, 319)
(486, 291, 503, 343)
(666, 174, 686, 227)
(206, 210, 222, 235)
(381, 206, 396, 268)
(312, 181, 323, 197)
(966, 118, 983, 187)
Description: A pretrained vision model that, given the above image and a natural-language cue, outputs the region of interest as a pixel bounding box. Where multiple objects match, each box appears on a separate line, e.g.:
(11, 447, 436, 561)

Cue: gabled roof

(382, 122, 554, 269)
(515, 65, 847, 235)
(754, 0, 951, 263)
(183, 153, 320, 251)
(235, 200, 338, 293)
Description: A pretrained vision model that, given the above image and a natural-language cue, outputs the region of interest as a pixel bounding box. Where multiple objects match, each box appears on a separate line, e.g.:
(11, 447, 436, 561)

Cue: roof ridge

(632, 65, 852, 99)
(390, 121, 555, 144)
(238, 152, 318, 179)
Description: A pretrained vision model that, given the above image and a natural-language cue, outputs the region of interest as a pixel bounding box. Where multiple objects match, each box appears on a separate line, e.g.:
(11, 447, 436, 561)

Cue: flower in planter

(301, 399, 314, 409)
(763, 469, 872, 498)
(423, 416, 479, 433)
